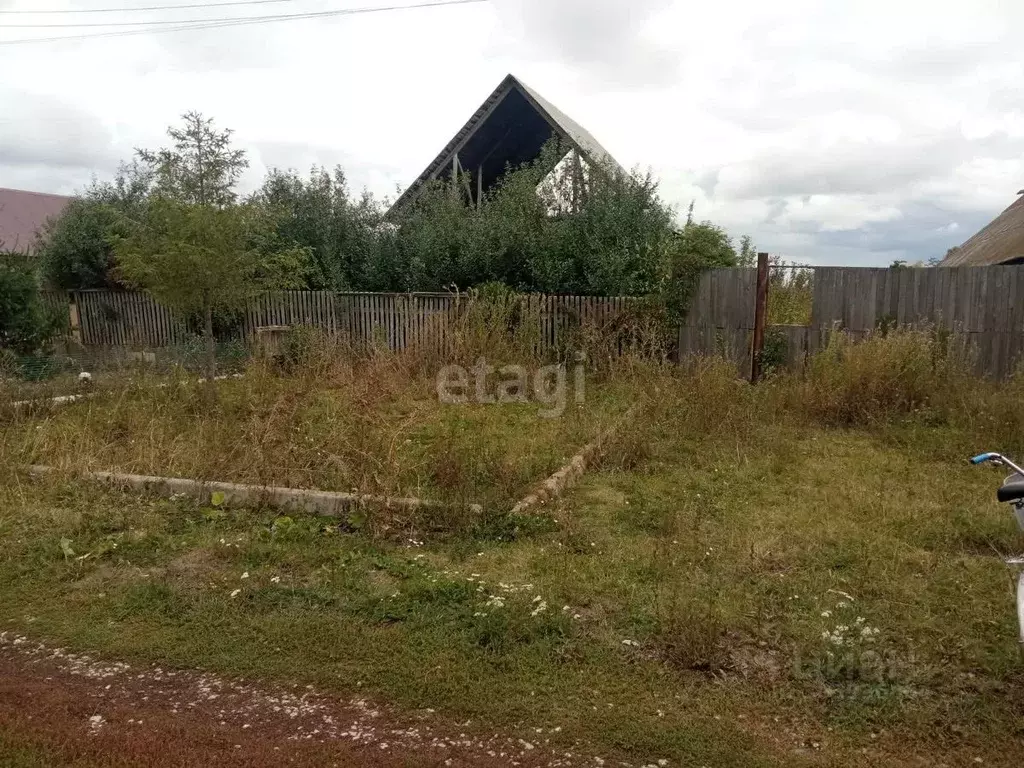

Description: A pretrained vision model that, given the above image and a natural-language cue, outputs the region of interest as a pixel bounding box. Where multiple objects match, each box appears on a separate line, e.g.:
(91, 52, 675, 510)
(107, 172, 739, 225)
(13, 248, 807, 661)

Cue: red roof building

(0, 187, 72, 253)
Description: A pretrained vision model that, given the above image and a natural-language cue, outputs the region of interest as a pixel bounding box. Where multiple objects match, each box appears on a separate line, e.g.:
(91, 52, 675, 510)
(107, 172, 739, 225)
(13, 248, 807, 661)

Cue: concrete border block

(25, 465, 482, 518)
(508, 406, 640, 516)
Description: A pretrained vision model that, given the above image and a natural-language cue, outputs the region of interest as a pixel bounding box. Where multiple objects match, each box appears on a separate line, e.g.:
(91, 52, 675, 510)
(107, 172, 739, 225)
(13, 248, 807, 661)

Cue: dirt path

(0, 632, 649, 768)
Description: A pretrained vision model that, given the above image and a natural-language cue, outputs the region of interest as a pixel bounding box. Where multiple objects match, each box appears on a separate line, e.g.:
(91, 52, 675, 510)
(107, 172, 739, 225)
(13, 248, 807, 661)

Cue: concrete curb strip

(8, 374, 243, 411)
(9, 393, 91, 410)
(509, 405, 640, 516)
(25, 465, 483, 517)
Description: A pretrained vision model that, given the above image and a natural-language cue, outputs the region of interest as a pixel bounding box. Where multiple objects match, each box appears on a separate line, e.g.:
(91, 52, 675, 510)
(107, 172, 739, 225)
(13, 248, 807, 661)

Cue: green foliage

(540, 162, 675, 296)
(737, 234, 757, 267)
(38, 198, 121, 290)
(0, 253, 61, 357)
(379, 141, 678, 296)
(760, 327, 790, 375)
(36, 114, 749, 305)
(137, 111, 248, 206)
(663, 219, 740, 321)
(251, 166, 381, 290)
(114, 198, 309, 318)
(37, 162, 152, 290)
(115, 112, 309, 386)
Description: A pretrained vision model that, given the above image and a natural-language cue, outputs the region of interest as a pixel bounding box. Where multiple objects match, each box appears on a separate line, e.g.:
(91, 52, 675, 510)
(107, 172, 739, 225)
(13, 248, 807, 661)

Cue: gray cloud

(713, 130, 1024, 200)
(0, 88, 119, 173)
(0, 163, 98, 196)
(801, 201, 993, 264)
(729, 196, 997, 267)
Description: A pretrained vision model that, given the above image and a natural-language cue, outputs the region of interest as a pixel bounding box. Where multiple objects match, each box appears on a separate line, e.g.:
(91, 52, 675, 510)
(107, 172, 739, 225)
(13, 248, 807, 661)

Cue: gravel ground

(0, 632, 664, 768)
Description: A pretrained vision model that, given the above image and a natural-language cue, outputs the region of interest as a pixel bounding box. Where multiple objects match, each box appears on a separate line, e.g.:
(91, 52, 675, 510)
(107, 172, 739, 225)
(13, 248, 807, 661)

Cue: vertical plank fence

(679, 265, 1024, 378)
(52, 267, 1024, 378)
(64, 290, 639, 358)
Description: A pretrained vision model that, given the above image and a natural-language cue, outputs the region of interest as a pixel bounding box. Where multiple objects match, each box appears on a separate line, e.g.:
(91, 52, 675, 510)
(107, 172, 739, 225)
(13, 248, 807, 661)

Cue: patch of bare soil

(0, 633, 654, 768)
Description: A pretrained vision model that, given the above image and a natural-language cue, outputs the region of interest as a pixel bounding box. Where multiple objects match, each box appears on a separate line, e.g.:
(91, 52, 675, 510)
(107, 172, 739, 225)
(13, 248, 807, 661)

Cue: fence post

(68, 291, 82, 344)
(751, 252, 770, 383)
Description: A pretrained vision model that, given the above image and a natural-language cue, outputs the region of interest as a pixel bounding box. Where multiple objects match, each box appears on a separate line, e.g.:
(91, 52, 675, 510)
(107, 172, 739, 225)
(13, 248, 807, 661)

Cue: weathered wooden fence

(47, 265, 1024, 377)
(59, 290, 635, 355)
(678, 265, 1024, 378)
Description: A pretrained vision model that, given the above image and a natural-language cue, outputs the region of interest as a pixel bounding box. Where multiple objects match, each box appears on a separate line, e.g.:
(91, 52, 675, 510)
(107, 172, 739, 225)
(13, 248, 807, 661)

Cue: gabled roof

(388, 74, 624, 217)
(0, 187, 71, 253)
(941, 193, 1024, 266)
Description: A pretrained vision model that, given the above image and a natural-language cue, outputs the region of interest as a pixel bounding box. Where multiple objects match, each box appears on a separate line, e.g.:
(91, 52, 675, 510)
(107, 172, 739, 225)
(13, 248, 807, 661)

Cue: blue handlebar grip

(971, 453, 996, 464)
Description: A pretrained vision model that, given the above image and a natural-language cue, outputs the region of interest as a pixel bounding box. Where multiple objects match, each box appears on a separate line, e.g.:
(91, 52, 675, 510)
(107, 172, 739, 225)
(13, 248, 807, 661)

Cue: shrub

(0, 253, 62, 358)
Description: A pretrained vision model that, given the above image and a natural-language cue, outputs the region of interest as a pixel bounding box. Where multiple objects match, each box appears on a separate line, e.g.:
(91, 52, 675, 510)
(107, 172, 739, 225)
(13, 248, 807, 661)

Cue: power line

(1, 0, 471, 26)
(0, 0, 302, 13)
(0, 0, 486, 43)
(1, 0, 482, 26)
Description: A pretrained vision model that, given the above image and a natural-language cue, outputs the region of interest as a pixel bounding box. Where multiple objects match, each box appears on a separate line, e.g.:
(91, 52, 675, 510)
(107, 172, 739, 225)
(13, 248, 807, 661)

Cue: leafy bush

(0, 253, 62, 359)
(37, 162, 152, 290)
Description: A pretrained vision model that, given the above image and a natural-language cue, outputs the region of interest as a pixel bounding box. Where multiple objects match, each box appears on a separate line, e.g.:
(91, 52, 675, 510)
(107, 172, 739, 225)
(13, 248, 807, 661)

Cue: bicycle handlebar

(971, 452, 1024, 477)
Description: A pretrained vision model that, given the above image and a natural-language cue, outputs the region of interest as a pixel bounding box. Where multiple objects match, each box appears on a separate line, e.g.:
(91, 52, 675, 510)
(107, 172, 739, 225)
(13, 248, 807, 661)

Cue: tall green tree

(118, 114, 306, 395)
(738, 235, 757, 267)
(138, 111, 248, 207)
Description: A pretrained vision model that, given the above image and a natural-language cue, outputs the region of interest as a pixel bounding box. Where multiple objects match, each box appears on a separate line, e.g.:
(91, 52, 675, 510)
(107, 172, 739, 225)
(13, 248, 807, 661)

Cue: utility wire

(0, 0, 486, 43)
(0, 0, 302, 13)
(0, 0, 482, 26)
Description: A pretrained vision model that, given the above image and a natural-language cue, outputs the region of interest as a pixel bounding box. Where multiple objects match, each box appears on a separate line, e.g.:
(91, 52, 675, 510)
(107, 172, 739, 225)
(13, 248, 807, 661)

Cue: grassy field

(1, 361, 628, 512)
(1, 330, 1024, 765)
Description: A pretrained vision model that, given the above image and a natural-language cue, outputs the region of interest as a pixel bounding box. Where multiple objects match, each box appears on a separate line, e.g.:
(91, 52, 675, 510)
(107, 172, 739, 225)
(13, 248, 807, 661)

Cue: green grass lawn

(2, 356, 1023, 766)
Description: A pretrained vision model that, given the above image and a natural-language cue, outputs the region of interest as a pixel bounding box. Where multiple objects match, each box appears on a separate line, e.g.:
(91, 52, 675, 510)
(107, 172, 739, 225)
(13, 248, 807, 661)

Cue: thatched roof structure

(941, 193, 1024, 266)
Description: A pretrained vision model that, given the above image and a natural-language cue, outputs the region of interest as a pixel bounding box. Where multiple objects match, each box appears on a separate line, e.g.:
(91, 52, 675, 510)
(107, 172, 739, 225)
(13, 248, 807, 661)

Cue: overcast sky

(1, 0, 1022, 265)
